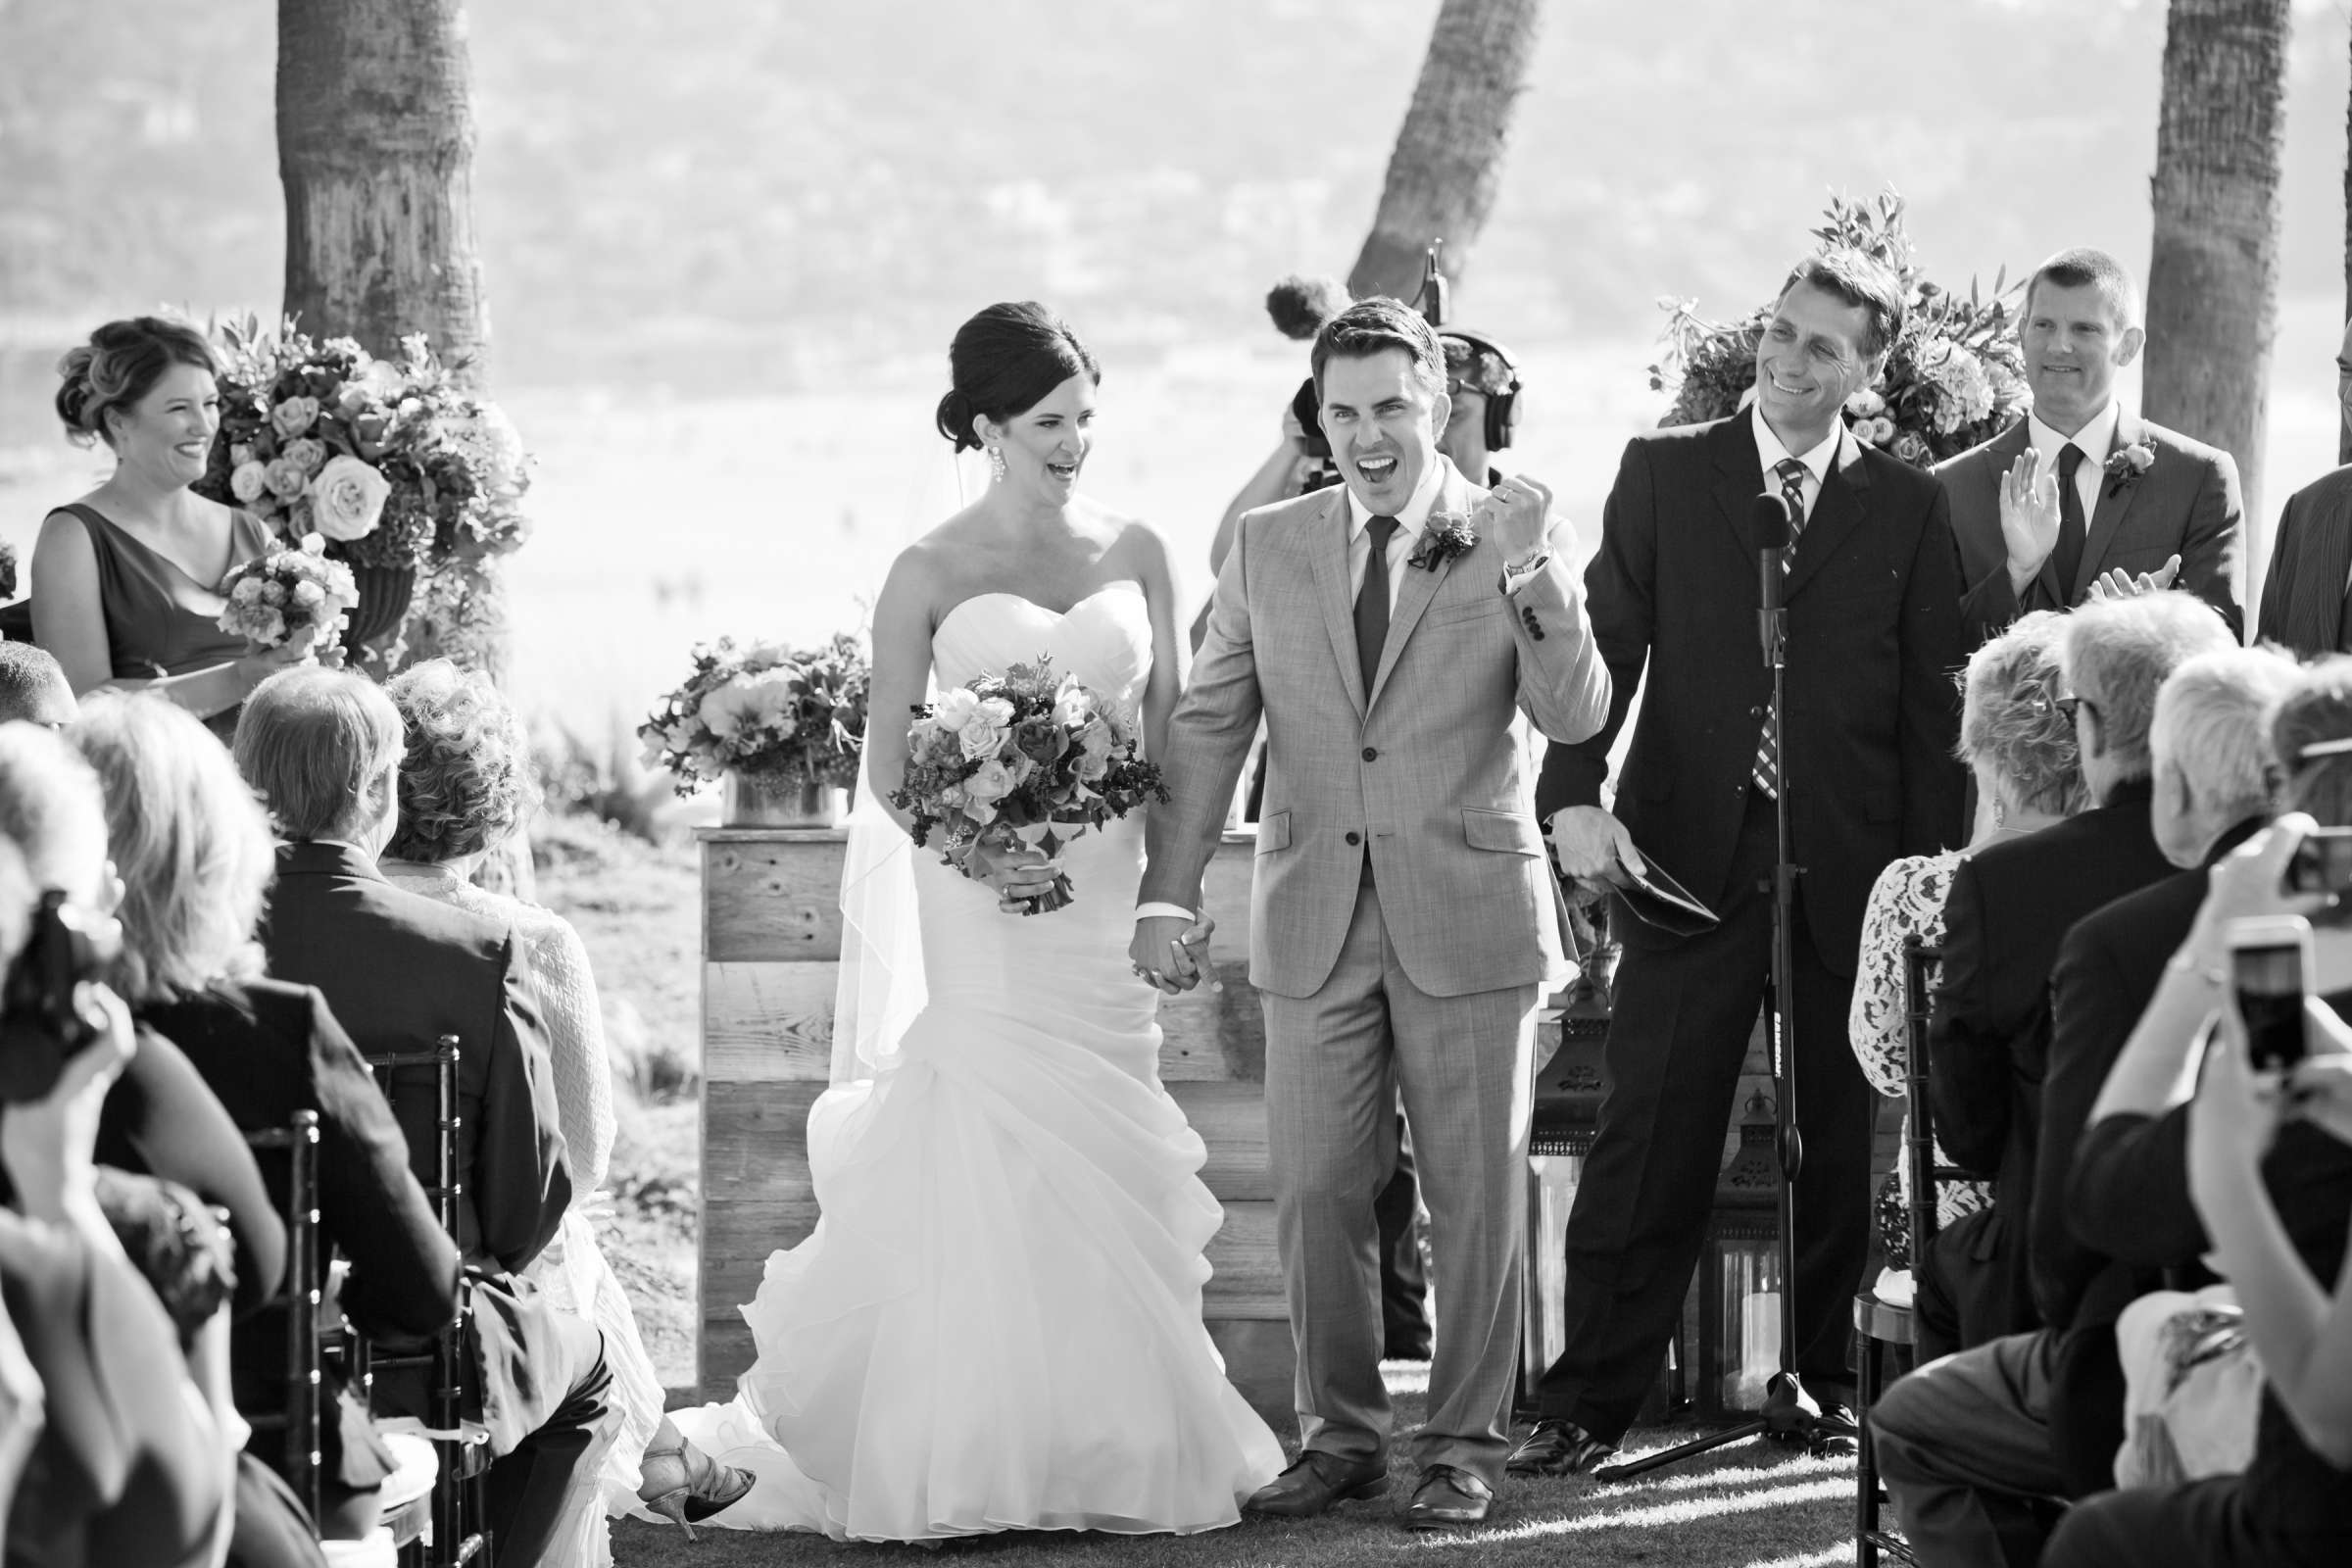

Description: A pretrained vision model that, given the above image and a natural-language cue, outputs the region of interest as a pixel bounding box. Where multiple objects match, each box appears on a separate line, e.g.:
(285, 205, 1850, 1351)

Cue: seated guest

(2253, 317, 2352, 658)
(2045, 819, 2352, 1565)
(69, 691, 459, 1549)
(0, 645, 77, 729)
(230, 666, 614, 1568)
(1871, 646, 2296, 1567)
(378, 661, 746, 1539)
(1940, 248, 2243, 645)
(1924, 592, 2230, 1353)
(0, 723, 284, 1325)
(31, 318, 316, 743)
(1, 843, 234, 1568)
(1850, 612, 2084, 1289)
(2033, 648, 2295, 1489)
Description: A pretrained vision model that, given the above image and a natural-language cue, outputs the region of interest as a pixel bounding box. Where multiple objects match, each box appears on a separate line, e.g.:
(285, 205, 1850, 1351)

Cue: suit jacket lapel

(1786, 429, 1871, 599)
(1367, 465, 1472, 710)
(2073, 411, 2142, 601)
(2294, 480, 2352, 651)
(1711, 415, 1765, 561)
(1306, 486, 1367, 718)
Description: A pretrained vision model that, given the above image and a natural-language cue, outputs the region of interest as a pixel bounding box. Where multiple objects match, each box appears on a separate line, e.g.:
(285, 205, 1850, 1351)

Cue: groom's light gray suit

(1143, 460, 1609, 1486)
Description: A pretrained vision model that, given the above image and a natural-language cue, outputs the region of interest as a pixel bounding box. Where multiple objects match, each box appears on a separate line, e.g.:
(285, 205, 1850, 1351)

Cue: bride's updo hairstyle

(2275, 657, 2352, 826)
(54, 316, 218, 449)
(933, 302, 1100, 453)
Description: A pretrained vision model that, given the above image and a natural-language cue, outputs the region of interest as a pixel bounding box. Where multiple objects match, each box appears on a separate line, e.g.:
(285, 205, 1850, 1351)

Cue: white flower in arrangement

(932, 688, 984, 732)
(291, 579, 325, 609)
(231, 576, 266, 605)
(299, 532, 326, 556)
(310, 455, 392, 542)
(1919, 341, 1994, 435)
(958, 716, 1005, 760)
(1845, 388, 1886, 418)
(1053, 679, 1094, 728)
(697, 668, 803, 746)
(229, 461, 270, 504)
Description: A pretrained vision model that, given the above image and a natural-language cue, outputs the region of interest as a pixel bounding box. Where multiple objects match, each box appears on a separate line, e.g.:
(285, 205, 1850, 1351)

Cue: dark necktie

(2050, 443, 2088, 604)
(1751, 460, 1809, 798)
(1355, 514, 1399, 696)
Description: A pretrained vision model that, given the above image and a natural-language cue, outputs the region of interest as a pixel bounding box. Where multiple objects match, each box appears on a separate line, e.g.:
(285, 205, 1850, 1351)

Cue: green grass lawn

(611, 1373, 1861, 1568)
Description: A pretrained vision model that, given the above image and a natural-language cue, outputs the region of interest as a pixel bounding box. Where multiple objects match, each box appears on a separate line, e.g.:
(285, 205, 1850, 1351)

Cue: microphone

(1754, 490, 1795, 667)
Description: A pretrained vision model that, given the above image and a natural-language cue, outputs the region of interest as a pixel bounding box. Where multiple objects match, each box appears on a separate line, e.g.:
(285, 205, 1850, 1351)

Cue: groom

(1134, 297, 1609, 1530)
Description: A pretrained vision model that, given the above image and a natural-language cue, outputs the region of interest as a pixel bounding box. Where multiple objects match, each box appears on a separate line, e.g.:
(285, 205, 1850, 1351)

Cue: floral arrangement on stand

(638, 633, 871, 824)
(215, 532, 361, 651)
(1646, 189, 2032, 467)
(194, 314, 533, 666)
(891, 655, 1167, 913)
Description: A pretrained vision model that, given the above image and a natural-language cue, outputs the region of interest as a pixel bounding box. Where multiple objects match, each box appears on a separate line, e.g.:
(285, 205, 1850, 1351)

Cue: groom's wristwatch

(1499, 549, 1551, 593)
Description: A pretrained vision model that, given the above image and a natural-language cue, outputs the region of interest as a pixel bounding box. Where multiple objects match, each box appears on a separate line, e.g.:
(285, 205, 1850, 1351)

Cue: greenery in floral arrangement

(637, 633, 870, 795)
(194, 313, 534, 572)
(1646, 188, 2032, 467)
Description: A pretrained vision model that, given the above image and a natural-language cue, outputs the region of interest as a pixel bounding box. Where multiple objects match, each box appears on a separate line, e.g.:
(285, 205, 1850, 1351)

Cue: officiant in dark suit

(1940, 248, 2243, 646)
(2254, 318, 2352, 657)
(1518, 248, 1966, 1474)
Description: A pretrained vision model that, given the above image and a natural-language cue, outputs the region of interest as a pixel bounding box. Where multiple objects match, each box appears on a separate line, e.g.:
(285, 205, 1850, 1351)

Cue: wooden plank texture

(1201, 1198, 1286, 1318)
(704, 961, 837, 1083)
(1168, 1081, 1272, 1201)
(703, 832, 848, 962)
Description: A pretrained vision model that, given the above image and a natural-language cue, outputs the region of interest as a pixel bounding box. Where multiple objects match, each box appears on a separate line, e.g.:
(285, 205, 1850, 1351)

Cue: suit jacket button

(1345, 830, 1361, 846)
(1362, 746, 1378, 761)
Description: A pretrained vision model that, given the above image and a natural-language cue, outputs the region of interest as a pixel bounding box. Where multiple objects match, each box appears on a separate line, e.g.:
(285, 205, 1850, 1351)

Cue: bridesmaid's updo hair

(54, 316, 218, 449)
(933, 302, 1099, 453)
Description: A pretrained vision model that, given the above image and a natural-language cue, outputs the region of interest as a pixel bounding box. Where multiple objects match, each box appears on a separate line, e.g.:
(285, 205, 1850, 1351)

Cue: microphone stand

(1593, 491, 1854, 1482)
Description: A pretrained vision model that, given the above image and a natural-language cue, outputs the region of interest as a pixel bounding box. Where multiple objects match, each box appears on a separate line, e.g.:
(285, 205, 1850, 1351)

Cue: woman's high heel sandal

(637, 1416, 754, 1542)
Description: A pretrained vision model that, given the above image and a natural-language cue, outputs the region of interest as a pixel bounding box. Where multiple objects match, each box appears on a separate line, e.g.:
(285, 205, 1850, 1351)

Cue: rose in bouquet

(638, 632, 870, 795)
(890, 655, 1168, 913)
(216, 533, 361, 652)
(1646, 188, 2031, 468)
(196, 316, 534, 577)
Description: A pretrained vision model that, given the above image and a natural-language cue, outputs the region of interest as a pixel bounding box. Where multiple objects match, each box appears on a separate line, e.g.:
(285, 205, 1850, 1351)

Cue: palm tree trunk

(277, 0, 510, 686)
(2142, 0, 2291, 529)
(1347, 0, 1545, 304)
(278, 0, 486, 378)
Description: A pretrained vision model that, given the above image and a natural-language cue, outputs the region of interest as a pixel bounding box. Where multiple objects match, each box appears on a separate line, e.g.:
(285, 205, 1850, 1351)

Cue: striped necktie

(1751, 459, 1809, 798)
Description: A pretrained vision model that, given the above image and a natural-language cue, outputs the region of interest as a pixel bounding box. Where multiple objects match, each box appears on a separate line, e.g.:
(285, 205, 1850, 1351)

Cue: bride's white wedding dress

(671, 584, 1284, 1540)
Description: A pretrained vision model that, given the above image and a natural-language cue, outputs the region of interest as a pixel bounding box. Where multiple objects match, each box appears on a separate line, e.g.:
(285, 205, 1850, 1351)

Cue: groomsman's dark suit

(262, 840, 612, 1567)
(1940, 412, 2244, 647)
(1532, 412, 1966, 1441)
(2256, 464, 2352, 657)
(1919, 785, 2174, 1358)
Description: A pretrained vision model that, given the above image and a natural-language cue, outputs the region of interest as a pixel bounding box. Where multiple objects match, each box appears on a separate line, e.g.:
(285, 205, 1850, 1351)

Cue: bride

(671, 302, 1284, 1540)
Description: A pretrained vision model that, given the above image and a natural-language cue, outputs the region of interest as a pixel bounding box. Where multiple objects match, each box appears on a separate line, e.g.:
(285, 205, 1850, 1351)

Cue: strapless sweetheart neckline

(934, 582, 1145, 641)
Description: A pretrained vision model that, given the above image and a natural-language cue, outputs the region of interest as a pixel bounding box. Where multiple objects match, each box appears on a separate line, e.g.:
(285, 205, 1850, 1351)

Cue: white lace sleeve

(524, 911, 617, 1200)
(1847, 853, 1958, 1097)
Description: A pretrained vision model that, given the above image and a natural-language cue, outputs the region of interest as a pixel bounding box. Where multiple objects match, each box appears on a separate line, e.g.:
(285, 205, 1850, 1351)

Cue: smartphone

(2285, 826, 2352, 896)
(2229, 914, 2313, 1073)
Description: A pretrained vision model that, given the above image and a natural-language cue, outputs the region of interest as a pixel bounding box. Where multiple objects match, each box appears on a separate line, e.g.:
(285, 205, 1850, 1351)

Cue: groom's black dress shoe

(1401, 1465, 1493, 1530)
(1243, 1451, 1388, 1517)
(1505, 1418, 1616, 1477)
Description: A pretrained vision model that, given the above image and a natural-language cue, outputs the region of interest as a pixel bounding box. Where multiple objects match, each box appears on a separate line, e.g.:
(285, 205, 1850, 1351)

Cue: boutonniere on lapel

(1406, 511, 1478, 571)
(2102, 441, 2155, 498)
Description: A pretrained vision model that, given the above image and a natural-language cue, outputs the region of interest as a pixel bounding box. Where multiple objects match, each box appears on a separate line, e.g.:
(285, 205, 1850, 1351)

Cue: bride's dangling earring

(987, 444, 1007, 483)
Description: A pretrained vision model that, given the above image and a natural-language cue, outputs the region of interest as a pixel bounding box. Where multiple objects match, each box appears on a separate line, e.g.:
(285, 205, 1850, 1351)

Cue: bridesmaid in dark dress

(31, 318, 322, 742)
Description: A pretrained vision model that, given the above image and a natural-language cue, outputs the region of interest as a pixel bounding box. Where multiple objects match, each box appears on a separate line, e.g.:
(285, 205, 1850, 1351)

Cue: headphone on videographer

(1288, 243, 1522, 457)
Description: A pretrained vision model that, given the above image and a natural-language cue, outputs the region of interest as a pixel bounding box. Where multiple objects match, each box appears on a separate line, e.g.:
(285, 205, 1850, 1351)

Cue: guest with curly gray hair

(377, 659, 746, 1544)
(1848, 610, 2087, 1296)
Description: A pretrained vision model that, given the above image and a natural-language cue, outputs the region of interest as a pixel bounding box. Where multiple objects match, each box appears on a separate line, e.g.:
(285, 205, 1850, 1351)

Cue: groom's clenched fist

(1477, 472, 1555, 560)
(1130, 913, 1213, 995)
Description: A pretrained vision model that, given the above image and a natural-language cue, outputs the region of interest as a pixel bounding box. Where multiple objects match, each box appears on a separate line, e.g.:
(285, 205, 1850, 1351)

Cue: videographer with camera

(1, 829, 236, 1568)
(2044, 665, 2352, 1566)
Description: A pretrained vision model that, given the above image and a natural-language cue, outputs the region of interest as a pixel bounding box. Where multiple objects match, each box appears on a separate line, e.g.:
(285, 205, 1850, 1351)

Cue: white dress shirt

(1750, 404, 1846, 522)
(2028, 400, 2122, 523)
(1343, 457, 1444, 613)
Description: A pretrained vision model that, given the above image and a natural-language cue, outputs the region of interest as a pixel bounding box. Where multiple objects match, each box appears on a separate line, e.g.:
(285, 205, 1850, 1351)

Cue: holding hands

(1130, 912, 1214, 996)
(1998, 448, 2063, 593)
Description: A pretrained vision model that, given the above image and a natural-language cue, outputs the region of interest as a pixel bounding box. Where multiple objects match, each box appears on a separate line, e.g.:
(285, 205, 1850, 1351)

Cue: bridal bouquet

(216, 533, 361, 651)
(638, 633, 870, 794)
(195, 314, 534, 571)
(1647, 188, 2032, 468)
(892, 656, 1166, 913)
